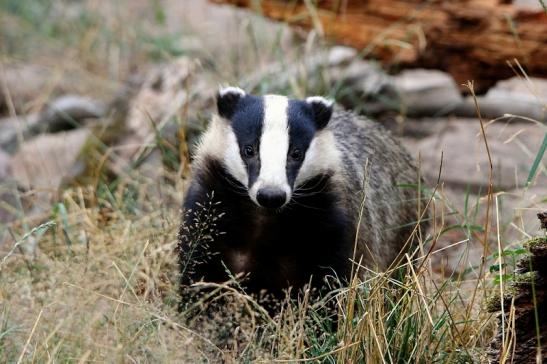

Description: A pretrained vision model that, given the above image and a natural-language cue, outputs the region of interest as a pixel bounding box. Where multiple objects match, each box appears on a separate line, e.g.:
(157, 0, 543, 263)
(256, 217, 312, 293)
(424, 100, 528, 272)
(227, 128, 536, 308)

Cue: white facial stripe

(250, 95, 291, 203)
(194, 115, 248, 185)
(223, 126, 248, 185)
(260, 95, 289, 185)
(295, 129, 341, 186)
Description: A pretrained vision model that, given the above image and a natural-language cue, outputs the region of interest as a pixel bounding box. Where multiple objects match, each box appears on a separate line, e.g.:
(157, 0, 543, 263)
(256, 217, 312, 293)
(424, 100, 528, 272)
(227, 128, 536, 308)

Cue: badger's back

(330, 109, 423, 271)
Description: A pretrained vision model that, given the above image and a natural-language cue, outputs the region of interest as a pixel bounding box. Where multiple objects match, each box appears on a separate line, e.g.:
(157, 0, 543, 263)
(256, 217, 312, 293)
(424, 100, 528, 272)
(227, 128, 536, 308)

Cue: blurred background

(0, 0, 546, 362)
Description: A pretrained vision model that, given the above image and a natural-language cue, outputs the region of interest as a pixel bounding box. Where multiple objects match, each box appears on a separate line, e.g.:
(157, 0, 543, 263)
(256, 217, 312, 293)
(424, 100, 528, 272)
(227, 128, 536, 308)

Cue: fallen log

(485, 212, 547, 363)
(211, 0, 547, 91)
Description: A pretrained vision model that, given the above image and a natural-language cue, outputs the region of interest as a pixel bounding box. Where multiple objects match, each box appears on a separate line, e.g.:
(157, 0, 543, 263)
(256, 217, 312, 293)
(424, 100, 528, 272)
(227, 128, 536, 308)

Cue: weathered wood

(485, 213, 547, 363)
(211, 0, 547, 91)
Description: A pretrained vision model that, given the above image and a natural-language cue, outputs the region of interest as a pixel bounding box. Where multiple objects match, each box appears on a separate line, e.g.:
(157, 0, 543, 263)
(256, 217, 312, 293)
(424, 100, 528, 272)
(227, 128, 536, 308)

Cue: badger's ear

(305, 96, 333, 130)
(217, 86, 246, 120)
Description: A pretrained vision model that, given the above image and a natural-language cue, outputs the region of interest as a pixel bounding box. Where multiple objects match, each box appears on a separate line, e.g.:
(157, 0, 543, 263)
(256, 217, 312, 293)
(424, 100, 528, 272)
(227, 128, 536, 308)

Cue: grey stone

(514, 0, 545, 10)
(0, 149, 9, 181)
(243, 48, 398, 115)
(0, 63, 53, 113)
(9, 128, 91, 192)
(405, 118, 546, 191)
(163, 0, 296, 71)
(0, 114, 40, 153)
(393, 69, 463, 117)
(0, 95, 105, 154)
(0, 179, 21, 224)
(114, 57, 202, 174)
(400, 121, 547, 276)
(493, 76, 547, 104)
(331, 59, 396, 102)
(455, 77, 547, 122)
(36, 95, 107, 132)
(327, 46, 358, 66)
(1, 129, 90, 230)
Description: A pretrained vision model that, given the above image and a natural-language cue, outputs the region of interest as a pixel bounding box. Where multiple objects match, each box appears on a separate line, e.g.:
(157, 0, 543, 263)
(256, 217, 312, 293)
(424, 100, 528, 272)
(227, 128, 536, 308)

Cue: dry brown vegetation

(1, 0, 546, 363)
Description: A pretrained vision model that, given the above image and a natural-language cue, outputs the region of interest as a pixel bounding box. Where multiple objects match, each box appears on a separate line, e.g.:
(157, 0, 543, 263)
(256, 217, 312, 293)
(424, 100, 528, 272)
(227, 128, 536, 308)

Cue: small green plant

(489, 246, 528, 285)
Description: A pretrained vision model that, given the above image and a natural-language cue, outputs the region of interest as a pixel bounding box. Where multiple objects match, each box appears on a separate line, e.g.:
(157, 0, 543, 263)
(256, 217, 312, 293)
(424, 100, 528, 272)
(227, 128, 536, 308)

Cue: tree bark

(211, 0, 547, 91)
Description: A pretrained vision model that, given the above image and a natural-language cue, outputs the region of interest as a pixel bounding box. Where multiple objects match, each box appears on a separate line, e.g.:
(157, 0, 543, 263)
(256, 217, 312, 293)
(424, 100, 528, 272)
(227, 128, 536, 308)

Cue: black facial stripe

(229, 95, 264, 187)
(286, 100, 317, 187)
(246, 154, 261, 187)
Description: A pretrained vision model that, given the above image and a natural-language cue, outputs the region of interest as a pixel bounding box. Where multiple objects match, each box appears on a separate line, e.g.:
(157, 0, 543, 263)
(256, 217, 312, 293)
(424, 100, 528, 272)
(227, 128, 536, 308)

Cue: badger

(178, 87, 425, 298)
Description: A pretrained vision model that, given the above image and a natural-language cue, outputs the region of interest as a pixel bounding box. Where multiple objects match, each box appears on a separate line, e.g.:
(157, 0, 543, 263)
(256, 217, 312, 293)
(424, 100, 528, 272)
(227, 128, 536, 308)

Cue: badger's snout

(256, 187, 287, 209)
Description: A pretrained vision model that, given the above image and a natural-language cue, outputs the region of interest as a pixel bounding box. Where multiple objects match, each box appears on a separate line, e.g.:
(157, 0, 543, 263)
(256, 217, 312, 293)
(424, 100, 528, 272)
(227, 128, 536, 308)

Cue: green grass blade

(526, 132, 547, 187)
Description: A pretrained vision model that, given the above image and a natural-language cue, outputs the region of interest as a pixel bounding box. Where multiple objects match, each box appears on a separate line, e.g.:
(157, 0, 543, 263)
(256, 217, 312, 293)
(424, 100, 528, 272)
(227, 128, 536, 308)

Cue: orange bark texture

(211, 0, 547, 91)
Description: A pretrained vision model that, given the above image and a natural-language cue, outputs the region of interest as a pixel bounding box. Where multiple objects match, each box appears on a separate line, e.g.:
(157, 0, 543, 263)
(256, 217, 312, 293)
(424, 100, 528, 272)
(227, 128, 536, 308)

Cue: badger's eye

(290, 148, 303, 161)
(243, 145, 255, 158)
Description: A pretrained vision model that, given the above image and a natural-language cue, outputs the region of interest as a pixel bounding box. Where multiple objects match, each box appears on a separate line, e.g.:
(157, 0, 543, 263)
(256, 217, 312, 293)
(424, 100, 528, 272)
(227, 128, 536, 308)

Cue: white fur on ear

(218, 86, 246, 98)
(305, 96, 334, 129)
(305, 96, 334, 108)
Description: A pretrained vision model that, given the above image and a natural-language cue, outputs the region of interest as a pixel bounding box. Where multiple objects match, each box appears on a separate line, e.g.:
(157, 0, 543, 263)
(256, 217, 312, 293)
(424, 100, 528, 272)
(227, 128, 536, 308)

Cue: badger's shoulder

(328, 108, 417, 178)
(327, 108, 426, 270)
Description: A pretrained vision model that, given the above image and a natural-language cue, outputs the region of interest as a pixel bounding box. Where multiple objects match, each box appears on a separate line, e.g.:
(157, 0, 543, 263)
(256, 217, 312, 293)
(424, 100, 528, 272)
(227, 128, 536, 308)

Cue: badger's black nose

(256, 188, 287, 209)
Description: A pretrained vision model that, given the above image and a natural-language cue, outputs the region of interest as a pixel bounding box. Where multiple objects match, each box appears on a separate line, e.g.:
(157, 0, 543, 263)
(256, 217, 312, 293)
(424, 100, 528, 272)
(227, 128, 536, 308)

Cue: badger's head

(197, 86, 340, 210)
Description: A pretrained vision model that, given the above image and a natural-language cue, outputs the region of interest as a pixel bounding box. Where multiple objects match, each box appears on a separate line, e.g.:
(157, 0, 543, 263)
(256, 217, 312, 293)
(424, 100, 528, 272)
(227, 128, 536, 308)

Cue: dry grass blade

(16, 309, 43, 364)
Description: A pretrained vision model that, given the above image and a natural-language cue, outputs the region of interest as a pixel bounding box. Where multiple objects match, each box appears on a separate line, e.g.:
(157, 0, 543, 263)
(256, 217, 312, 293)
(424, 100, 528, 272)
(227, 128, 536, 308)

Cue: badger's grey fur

(327, 108, 422, 270)
(179, 87, 426, 298)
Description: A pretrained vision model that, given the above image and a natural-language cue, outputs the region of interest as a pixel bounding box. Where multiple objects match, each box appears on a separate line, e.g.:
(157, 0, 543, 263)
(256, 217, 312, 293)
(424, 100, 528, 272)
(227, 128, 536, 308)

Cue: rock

(0, 151, 21, 225)
(514, 0, 545, 10)
(0, 180, 22, 225)
(426, 183, 547, 277)
(126, 58, 198, 140)
(485, 76, 547, 121)
(244, 50, 545, 121)
(393, 69, 463, 117)
(242, 47, 399, 115)
(331, 59, 399, 115)
(114, 57, 203, 174)
(327, 46, 358, 66)
(0, 95, 105, 154)
(1, 62, 118, 116)
(0, 149, 10, 182)
(9, 129, 91, 192)
(398, 117, 547, 276)
(164, 0, 295, 72)
(244, 54, 467, 117)
(0, 63, 54, 114)
(455, 96, 546, 122)
(69, 78, 144, 184)
(0, 114, 40, 153)
(34, 95, 107, 133)
(2, 129, 91, 230)
(455, 77, 547, 122)
(493, 77, 547, 104)
(408, 118, 546, 191)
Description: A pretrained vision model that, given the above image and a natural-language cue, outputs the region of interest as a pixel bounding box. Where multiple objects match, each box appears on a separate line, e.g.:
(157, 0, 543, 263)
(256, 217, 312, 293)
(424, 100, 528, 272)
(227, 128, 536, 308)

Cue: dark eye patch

(286, 100, 317, 186)
(243, 145, 256, 158)
(230, 95, 264, 187)
(290, 148, 303, 161)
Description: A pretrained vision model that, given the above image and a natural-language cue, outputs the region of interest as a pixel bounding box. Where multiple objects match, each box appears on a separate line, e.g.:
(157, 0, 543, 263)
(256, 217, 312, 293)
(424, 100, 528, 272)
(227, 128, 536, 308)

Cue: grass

(1, 0, 547, 362)
(0, 178, 507, 362)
